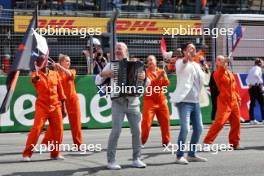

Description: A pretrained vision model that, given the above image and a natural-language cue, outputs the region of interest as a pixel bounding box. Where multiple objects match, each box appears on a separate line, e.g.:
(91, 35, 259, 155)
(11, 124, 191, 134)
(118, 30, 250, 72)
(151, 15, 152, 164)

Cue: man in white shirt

(246, 58, 264, 125)
(95, 42, 147, 170)
(170, 42, 208, 165)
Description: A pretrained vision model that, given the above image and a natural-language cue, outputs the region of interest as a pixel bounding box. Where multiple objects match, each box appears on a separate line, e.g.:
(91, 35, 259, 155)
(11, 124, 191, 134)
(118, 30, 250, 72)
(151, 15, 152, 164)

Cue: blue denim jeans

(176, 102, 203, 157)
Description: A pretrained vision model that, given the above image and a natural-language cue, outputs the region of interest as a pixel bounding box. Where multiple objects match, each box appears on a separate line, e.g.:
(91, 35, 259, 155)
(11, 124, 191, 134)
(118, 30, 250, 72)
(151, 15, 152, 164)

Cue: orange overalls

(204, 66, 241, 147)
(42, 69, 83, 147)
(23, 70, 66, 158)
(141, 68, 171, 145)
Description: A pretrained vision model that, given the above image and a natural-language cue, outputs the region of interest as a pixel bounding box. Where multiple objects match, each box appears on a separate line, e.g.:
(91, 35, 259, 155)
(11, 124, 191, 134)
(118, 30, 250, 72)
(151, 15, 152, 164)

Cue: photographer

(93, 46, 107, 75)
(83, 38, 107, 74)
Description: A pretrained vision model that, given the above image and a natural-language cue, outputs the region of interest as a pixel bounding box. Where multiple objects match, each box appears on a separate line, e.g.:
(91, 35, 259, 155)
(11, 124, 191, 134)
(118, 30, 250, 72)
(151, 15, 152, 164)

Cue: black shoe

(162, 142, 172, 147)
(233, 146, 245, 150)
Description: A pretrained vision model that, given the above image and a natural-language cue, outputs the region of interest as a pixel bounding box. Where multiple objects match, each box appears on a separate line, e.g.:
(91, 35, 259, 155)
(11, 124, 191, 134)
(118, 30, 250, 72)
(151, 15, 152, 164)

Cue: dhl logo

(193, 22, 202, 32)
(38, 19, 78, 29)
(37, 19, 160, 31)
(193, 22, 202, 28)
(116, 20, 159, 31)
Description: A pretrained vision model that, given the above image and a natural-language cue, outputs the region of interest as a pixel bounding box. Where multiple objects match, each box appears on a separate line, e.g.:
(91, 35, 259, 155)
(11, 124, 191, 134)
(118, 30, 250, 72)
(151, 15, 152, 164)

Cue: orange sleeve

(161, 78, 170, 86)
(236, 89, 241, 101)
(147, 71, 158, 86)
(149, 77, 170, 87)
(30, 71, 36, 82)
(149, 70, 170, 87)
(213, 66, 226, 88)
(56, 72, 66, 101)
(150, 79, 158, 86)
(68, 69, 76, 80)
(217, 65, 226, 78)
(233, 74, 241, 101)
(30, 71, 40, 87)
(159, 68, 170, 86)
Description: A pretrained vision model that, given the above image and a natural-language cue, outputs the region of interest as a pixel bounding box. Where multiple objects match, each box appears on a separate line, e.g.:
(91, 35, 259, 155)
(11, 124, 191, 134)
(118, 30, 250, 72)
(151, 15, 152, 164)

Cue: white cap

(3, 54, 10, 58)
(87, 38, 101, 47)
(164, 51, 173, 60)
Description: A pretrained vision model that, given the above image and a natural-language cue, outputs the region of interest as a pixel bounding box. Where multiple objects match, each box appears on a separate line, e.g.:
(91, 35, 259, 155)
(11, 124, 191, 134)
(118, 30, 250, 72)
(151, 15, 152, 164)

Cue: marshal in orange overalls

(42, 69, 82, 147)
(23, 70, 66, 158)
(204, 65, 241, 147)
(141, 68, 171, 145)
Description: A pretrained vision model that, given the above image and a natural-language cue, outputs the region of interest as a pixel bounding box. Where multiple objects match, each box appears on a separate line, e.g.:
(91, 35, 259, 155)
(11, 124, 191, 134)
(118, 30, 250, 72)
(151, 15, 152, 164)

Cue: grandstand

(0, 0, 264, 74)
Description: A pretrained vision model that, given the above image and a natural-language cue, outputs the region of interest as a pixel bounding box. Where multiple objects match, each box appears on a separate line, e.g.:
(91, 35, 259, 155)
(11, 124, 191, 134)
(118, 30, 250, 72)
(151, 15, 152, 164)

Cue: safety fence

(1, 9, 264, 76)
(1, 9, 204, 75)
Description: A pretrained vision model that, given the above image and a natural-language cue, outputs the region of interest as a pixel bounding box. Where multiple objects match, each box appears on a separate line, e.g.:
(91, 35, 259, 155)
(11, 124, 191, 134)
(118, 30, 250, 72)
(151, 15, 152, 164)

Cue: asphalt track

(0, 124, 263, 176)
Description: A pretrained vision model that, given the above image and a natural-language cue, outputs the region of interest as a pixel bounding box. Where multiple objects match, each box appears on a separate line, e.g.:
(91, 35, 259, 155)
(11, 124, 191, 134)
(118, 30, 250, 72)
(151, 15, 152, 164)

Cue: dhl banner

(14, 15, 202, 35)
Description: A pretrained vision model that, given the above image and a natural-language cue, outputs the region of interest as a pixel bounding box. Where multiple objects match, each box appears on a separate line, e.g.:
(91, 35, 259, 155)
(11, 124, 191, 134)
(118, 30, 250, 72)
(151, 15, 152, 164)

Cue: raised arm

(54, 63, 72, 77)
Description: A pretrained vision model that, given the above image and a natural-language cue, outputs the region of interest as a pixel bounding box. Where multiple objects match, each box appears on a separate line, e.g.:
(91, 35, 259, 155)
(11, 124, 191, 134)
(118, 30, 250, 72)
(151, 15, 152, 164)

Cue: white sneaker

(107, 162, 122, 170)
(141, 145, 145, 148)
(132, 159, 147, 168)
(22, 156, 31, 162)
(175, 157, 189, 165)
(250, 120, 262, 125)
(51, 155, 65, 160)
(187, 156, 208, 162)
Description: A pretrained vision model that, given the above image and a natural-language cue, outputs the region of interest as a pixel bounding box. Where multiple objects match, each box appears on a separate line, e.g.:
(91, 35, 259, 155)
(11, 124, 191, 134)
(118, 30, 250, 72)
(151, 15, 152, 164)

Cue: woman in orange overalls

(42, 54, 83, 149)
(141, 55, 171, 146)
(204, 55, 242, 149)
(22, 55, 66, 161)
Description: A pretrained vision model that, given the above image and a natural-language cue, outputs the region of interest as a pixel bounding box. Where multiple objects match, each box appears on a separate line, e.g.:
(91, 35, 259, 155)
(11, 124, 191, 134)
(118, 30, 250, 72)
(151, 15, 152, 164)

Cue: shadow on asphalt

(1, 164, 147, 176)
(0, 152, 22, 156)
(0, 159, 51, 164)
(244, 146, 264, 151)
(99, 145, 164, 152)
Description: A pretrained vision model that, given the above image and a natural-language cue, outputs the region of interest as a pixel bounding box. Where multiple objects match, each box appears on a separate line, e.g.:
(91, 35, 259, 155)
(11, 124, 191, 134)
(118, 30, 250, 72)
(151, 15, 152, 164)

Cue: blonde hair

(116, 42, 128, 50)
(58, 54, 70, 64)
(116, 42, 129, 59)
(147, 55, 156, 61)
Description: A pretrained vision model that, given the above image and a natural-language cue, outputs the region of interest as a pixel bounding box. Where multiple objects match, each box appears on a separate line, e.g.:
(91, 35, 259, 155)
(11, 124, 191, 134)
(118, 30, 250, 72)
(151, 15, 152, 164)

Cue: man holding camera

(83, 38, 108, 74)
(93, 47, 107, 75)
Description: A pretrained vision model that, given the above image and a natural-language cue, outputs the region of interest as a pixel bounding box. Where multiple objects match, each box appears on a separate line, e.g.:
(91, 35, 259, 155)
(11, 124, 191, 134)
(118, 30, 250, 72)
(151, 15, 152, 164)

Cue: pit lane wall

(0, 74, 261, 132)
